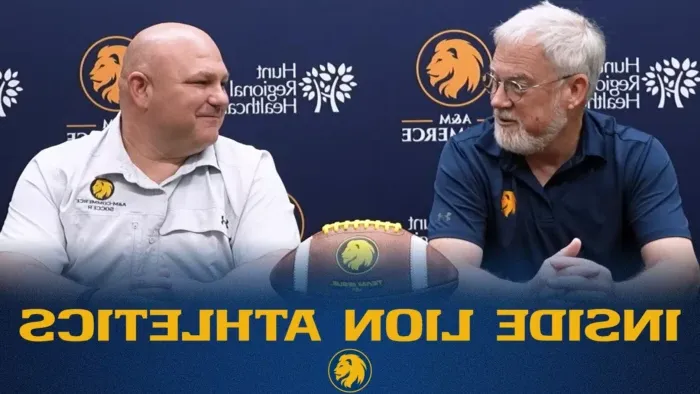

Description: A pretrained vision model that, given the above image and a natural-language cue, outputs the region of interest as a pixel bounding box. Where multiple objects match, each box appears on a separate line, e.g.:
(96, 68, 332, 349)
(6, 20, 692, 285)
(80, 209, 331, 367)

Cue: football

(269, 220, 459, 301)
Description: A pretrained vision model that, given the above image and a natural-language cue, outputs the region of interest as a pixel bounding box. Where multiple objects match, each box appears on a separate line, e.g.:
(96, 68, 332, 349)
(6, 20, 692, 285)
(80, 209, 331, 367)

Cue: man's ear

(566, 74, 590, 109)
(125, 71, 152, 108)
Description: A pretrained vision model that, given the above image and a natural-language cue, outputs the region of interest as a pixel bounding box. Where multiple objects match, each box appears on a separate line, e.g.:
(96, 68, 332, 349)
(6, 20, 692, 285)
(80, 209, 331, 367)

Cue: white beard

(494, 100, 568, 156)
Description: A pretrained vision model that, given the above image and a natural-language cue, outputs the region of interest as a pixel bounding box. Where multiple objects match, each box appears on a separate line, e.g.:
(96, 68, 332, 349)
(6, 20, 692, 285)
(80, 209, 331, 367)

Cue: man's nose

(490, 82, 513, 109)
(212, 84, 229, 106)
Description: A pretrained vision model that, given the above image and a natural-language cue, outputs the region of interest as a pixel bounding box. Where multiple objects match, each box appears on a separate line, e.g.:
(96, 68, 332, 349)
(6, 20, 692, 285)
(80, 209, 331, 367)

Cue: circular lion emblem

(328, 349, 372, 392)
(416, 29, 492, 107)
(80, 36, 131, 112)
(336, 237, 379, 275)
(90, 178, 114, 200)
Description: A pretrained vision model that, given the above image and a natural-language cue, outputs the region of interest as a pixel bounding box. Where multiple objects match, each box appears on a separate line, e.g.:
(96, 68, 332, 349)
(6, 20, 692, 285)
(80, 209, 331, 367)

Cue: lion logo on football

(329, 349, 372, 392)
(417, 29, 492, 107)
(80, 36, 131, 112)
(336, 237, 378, 274)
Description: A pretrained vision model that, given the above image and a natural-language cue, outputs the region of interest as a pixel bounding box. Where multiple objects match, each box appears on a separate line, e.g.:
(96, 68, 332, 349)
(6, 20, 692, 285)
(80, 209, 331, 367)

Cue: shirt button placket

(132, 220, 146, 277)
(148, 192, 169, 274)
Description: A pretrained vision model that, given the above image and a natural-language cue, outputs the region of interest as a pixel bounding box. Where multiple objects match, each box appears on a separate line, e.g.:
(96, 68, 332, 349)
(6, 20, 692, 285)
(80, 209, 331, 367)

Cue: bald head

(116, 22, 230, 159)
(120, 23, 221, 89)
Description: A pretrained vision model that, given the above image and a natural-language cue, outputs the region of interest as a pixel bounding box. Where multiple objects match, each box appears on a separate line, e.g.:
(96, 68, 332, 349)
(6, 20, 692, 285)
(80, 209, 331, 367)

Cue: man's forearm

(198, 250, 290, 302)
(0, 253, 88, 305)
(614, 261, 700, 303)
(453, 263, 531, 300)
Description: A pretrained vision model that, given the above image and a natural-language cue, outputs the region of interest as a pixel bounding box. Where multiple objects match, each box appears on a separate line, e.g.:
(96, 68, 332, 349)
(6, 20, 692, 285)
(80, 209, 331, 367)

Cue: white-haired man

(428, 1, 699, 303)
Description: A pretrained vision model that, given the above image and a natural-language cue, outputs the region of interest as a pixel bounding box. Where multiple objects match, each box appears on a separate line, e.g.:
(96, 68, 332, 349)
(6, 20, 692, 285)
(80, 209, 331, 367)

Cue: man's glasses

(482, 72, 575, 102)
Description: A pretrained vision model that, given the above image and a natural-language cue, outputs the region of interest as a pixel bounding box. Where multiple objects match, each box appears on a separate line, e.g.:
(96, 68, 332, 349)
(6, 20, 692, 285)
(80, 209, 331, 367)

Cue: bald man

(0, 23, 300, 306)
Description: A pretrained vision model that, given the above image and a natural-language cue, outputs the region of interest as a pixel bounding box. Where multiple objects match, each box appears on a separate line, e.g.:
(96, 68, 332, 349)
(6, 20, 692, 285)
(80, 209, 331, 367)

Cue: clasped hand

(86, 268, 205, 308)
(529, 238, 615, 303)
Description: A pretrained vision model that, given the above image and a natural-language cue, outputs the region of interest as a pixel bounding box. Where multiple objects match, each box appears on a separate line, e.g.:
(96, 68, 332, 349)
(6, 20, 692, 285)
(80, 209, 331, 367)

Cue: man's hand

(525, 238, 582, 300)
(87, 268, 174, 308)
(544, 238, 615, 303)
(206, 252, 287, 303)
(146, 251, 290, 306)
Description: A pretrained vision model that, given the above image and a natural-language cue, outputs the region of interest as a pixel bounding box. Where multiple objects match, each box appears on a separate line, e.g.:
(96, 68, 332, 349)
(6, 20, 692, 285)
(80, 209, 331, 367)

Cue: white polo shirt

(0, 114, 300, 287)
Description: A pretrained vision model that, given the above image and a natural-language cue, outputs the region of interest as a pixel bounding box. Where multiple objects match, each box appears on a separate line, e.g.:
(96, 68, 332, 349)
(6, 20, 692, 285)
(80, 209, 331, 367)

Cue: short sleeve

(427, 138, 488, 247)
(626, 137, 691, 246)
(0, 156, 70, 273)
(230, 151, 301, 265)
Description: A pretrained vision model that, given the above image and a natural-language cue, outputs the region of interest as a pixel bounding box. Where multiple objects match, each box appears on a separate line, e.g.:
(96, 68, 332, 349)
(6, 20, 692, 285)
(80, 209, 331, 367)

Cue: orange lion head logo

(426, 38, 484, 99)
(334, 354, 367, 389)
(89, 45, 127, 105)
(501, 191, 516, 218)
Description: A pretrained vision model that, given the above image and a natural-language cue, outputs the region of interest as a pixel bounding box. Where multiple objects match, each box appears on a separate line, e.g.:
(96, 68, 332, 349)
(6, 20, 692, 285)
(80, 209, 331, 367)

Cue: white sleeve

(230, 151, 300, 266)
(0, 156, 70, 273)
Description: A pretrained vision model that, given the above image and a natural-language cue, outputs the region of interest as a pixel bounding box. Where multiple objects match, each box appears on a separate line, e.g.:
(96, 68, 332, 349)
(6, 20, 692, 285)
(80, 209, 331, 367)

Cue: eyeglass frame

(482, 72, 577, 102)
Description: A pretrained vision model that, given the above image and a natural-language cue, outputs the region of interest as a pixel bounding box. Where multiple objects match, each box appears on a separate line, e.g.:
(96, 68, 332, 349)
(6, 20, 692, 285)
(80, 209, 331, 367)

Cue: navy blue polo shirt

(427, 109, 691, 282)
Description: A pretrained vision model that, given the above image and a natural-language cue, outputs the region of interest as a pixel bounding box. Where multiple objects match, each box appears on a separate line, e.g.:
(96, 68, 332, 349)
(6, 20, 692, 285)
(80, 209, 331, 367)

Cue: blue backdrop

(1, 0, 699, 392)
(2, 0, 698, 245)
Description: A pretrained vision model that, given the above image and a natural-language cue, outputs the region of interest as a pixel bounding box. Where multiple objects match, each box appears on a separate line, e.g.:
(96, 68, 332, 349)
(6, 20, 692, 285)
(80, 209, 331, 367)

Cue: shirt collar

(92, 113, 220, 180)
(475, 109, 607, 171)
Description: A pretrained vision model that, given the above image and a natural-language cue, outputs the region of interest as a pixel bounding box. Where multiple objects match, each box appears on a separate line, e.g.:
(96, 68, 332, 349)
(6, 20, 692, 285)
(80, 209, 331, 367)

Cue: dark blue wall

(1, 0, 698, 250)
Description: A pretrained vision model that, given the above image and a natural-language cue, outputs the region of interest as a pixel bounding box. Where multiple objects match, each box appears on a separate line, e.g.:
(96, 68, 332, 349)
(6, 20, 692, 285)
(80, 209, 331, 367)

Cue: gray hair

(492, 1, 606, 102)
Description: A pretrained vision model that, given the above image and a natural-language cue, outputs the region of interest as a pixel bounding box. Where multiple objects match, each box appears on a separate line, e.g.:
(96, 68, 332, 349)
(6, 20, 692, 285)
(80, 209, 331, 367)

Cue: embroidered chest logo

(501, 190, 516, 218)
(90, 178, 114, 200)
(75, 177, 127, 212)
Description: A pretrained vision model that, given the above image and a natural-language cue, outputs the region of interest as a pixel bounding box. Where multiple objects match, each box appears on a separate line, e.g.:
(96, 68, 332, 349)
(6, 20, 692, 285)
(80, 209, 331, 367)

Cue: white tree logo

(299, 63, 357, 113)
(0, 68, 22, 118)
(641, 58, 699, 108)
